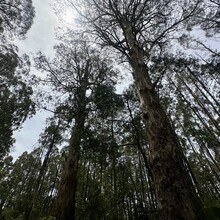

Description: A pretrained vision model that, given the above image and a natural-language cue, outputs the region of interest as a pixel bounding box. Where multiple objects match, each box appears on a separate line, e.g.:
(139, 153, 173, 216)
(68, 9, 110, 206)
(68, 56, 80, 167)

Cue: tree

(71, 0, 205, 219)
(147, 53, 220, 214)
(74, 84, 154, 219)
(199, 0, 220, 37)
(0, 155, 13, 216)
(24, 117, 63, 220)
(0, 0, 35, 158)
(0, 150, 42, 219)
(0, 45, 35, 159)
(0, 144, 62, 220)
(34, 39, 120, 220)
(0, 0, 35, 39)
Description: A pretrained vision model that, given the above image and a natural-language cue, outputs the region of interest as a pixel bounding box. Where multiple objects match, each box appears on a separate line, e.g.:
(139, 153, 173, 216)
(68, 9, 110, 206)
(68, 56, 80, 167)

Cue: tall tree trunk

(55, 126, 81, 220)
(55, 71, 89, 220)
(127, 43, 204, 219)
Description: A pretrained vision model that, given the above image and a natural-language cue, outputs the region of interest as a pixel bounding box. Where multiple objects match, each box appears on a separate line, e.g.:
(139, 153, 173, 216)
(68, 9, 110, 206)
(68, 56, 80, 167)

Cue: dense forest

(0, 0, 220, 219)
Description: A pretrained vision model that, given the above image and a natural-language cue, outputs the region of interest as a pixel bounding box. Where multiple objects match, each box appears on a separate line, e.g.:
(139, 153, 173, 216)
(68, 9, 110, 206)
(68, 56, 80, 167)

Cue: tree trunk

(127, 44, 204, 219)
(125, 96, 156, 210)
(25, 123, 61, 220)
(55, 128, 80, 220)
(55, 73, 89, 220)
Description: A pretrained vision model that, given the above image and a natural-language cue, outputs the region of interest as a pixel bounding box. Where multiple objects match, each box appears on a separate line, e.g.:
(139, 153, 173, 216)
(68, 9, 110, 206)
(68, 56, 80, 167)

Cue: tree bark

(127, 44, 204, 219)
(55, 127, 81, 220)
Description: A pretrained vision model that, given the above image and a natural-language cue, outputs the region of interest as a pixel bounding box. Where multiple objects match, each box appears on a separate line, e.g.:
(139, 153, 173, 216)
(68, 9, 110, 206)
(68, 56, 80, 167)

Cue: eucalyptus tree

(0, 116, 64, 219)
(0, 145, 62, 220)
(0, 0, 35, 158)
(123, 86, 157, 212)
(0, 155, 13, 216)
(0, 0, 35, 39)
(0, 46, 35, 159)
(155, 55, 220, 161)
(24, 117, 64, 220)
(0, 150, 42, 219)
(75, 85, 154, 219)
(146, 51, 220, 216)
(74, 88, 125, 219)
(34, 39, 119, 220)
(199, 0, 220, 37)
(68, 0, 206, 219)
(162, 56, 220, 203)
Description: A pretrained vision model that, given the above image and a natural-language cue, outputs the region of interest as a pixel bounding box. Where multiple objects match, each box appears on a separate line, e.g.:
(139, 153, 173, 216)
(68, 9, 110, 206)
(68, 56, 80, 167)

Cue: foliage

(0, 0, 35, 39)
(0, 45, 35, 158)
(0, 0, 35, 158)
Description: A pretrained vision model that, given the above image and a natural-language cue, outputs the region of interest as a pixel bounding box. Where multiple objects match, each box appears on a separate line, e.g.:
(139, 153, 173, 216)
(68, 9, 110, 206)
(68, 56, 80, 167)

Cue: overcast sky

(12, 0, 60, 159)
(11, 0, 129, 159)
(11, 0, 219, 159)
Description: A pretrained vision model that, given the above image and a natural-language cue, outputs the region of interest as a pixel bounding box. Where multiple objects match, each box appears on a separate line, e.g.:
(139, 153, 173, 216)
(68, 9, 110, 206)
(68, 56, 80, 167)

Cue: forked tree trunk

(128, 45, 204, 219)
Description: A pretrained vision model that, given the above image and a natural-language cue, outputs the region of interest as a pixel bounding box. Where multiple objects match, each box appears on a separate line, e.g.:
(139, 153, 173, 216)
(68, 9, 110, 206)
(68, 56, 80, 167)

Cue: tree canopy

(0, 0, 35, 39)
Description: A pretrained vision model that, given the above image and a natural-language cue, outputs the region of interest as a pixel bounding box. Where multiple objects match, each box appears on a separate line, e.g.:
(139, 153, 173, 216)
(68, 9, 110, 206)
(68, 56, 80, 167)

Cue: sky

(12, 0, 60, 158)
(11, 0, 132, 159)
(11, 0, 219, 159)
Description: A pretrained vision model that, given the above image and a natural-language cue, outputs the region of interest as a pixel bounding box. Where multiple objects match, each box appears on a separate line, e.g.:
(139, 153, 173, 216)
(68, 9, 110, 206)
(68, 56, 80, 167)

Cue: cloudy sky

(11, 0, 218, 159)
(11, 0, 131, 159)
(12, 0, 60, 158)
